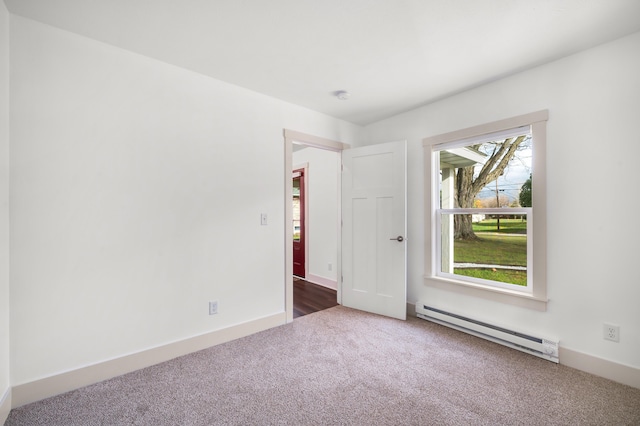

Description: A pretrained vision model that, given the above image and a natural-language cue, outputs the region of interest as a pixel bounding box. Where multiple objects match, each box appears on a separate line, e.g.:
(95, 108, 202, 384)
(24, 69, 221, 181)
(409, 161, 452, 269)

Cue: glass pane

(293, 177, 301, 242)
(292, 197, 300, 242)
(292, 220, 301, 241)
(441, 212, 528, 287)
(438, 132, 532, 211)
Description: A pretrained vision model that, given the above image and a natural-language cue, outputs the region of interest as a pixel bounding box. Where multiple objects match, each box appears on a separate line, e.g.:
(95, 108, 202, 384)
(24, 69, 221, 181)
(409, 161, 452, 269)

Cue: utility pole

(495, 179, 500, 231)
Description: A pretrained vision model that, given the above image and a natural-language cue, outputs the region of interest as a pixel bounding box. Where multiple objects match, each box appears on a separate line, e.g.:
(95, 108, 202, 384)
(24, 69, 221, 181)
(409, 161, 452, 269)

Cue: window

(423, 111, 548, 310)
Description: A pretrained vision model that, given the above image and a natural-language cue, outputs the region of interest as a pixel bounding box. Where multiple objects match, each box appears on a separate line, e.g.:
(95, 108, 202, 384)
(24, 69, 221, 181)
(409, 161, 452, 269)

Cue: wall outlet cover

(603, 323, 619, 342)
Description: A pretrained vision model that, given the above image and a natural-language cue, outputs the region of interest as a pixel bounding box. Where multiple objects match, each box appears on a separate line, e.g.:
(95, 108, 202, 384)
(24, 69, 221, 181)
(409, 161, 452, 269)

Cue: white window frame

(423, 110, 548, 311)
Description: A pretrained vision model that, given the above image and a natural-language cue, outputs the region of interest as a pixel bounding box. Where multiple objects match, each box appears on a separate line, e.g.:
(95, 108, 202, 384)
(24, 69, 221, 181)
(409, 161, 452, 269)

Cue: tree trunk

(454, 214, 476, 240)
(454, 166, 478, 240)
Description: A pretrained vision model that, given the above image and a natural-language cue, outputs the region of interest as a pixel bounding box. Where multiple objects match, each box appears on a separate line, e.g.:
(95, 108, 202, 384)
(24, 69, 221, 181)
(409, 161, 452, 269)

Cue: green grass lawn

(472, 218, 527, 234)
(454, 233, 527, 266)
(453, 226, 528, 286)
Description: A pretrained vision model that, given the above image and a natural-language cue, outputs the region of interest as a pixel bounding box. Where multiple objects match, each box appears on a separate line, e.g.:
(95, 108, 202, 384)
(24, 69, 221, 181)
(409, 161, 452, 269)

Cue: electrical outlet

(209, 301, 218, 315)
(603, 323, 619, 342)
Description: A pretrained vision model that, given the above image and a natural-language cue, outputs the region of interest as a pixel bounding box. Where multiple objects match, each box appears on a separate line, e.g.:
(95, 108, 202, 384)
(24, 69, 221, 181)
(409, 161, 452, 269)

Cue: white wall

(9, 16, 360, 386)
(361, 31, 640, 369)
(0, 0, 11, 415)
(292, 147, 340, 288)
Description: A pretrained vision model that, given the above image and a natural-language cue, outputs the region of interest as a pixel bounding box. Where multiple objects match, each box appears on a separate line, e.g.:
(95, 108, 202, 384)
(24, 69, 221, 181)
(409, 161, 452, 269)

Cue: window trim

(423, 110, 548, 311)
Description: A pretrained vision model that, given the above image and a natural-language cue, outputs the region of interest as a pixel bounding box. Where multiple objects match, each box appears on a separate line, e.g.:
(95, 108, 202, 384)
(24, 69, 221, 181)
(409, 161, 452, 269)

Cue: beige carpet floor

(6, 306, 640, 425)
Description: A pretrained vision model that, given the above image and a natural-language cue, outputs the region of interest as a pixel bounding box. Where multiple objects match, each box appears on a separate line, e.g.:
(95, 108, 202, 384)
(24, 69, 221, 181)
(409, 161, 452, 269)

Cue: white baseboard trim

(12, 312, 286, 408)
(408, 302, 639, 389)
(559, 347, 640, 389)
(305, 274, 337, 291)
(0, 387, 11, 425)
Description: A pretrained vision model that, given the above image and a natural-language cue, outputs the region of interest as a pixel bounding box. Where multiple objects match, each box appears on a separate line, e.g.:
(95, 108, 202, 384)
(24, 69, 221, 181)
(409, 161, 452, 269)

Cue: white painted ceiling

(5, 0, 640, 125)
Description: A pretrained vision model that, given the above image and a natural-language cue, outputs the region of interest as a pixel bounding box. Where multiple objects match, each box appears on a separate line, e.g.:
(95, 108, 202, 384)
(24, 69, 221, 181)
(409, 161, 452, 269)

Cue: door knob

(390, 236, 404, 242)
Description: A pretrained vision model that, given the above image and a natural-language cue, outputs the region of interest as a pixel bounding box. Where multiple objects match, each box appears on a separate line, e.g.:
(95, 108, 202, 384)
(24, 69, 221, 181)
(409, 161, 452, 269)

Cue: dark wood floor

(293, 277, 338, 318)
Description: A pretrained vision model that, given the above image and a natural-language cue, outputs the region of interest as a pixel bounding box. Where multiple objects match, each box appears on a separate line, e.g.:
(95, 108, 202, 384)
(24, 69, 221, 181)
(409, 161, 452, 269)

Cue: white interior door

(341, 140, 407, 320)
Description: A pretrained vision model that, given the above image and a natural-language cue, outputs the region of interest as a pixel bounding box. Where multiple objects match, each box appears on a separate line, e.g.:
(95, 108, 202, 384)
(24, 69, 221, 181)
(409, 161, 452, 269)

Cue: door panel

(376, 196, 394, 297)
(342, 141, 407, 320)
(292, 170, 305, 278)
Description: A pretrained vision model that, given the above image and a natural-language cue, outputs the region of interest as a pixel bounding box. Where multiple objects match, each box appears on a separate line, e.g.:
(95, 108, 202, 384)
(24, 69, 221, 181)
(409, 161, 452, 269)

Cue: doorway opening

(284, 130, 348, 323)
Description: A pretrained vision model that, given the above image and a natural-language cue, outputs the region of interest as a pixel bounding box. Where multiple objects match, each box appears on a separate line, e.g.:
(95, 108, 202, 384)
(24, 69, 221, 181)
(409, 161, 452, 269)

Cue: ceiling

(5, 0, 640, 125)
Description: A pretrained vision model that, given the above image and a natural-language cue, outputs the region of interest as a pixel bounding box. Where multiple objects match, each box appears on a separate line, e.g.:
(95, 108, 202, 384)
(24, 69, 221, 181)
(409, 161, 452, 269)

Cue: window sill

(424, 275, 548, 311)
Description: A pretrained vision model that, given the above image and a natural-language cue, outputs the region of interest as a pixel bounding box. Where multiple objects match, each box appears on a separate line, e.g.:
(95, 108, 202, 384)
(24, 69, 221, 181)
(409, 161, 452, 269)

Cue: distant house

(472, 214, 485, 223)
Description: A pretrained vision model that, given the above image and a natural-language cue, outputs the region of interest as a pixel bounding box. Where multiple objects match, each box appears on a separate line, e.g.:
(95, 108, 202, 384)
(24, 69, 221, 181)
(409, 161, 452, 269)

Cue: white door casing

(341, 141, 407, 320)
(284, 130, 348, 323)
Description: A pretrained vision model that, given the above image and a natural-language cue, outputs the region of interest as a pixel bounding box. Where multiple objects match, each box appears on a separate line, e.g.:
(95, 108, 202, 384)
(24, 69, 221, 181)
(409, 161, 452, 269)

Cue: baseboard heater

(416, 303, 559, 363)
